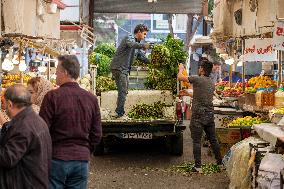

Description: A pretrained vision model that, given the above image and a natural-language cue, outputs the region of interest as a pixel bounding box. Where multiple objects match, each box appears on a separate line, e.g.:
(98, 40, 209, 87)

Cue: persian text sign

(273, 21, 284, 50)
(244, 38, 277, 62)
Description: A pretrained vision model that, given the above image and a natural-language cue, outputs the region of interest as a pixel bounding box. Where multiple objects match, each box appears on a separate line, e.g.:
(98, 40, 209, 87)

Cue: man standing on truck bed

(178, 60, 222, 173)
(111, 24, 150, 118)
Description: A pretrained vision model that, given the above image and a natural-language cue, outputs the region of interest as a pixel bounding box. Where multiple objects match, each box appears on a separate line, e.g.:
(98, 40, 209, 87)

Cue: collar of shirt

(60, 82, 79, 88)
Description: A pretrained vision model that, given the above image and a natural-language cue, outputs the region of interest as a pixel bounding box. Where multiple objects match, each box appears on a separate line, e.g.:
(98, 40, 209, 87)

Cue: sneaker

(116, 115, 131, 120)
(193, 167, 203, 174)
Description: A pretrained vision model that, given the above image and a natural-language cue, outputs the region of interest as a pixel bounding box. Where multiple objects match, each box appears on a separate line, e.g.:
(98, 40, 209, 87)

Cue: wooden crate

(245, 93, 256, 106)
(216, 127, 252, 144)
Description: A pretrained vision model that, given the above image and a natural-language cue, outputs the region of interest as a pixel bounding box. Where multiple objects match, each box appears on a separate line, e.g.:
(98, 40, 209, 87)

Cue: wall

(3, 0, 60, 39)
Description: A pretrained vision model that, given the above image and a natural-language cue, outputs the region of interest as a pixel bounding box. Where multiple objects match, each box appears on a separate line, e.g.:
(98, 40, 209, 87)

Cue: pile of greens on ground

(173, 163, 221, 175)
(89, 43, 116, 77)
(145, 35, 188, 93)
(128, 101, 167, 120)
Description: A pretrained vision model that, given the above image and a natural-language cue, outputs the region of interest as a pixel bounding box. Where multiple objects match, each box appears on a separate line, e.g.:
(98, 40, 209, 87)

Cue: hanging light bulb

(2, 59, 14, 71)
(19, 61, 27, 72)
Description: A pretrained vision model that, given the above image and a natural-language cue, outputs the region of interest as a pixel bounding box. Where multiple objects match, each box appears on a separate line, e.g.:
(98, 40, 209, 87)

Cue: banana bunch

(270, 108, 284, 115)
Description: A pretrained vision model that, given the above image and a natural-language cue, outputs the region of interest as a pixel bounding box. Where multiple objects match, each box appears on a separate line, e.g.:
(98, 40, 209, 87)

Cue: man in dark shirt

(0, 84, 52, 189)
(111, 24, 150, 118)
(40, 55, 102, 189)
(178, 61, 222, 173)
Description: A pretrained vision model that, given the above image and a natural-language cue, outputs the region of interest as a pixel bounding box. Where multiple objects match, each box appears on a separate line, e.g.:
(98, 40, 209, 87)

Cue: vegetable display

(94, 43, 116, 58)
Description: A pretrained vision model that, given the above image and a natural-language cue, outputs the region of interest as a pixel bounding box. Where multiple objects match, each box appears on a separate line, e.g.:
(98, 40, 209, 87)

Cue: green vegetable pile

(128, 101, 167, 119)
(174, 163, 221, 175)
(96, 76, 117, 96)
(145, 35, 187, 93)
(89, 43, 116, 77)
(132, 58, 147, 67)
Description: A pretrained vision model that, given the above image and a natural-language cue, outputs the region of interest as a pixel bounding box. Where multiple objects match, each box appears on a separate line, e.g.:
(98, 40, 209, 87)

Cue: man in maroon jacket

(0, 84, 52, 189)
(40, 55, 102, 189)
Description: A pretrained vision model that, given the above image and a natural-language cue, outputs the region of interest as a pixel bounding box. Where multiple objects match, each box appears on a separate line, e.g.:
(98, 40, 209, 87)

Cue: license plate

(120, 133, 152, 139)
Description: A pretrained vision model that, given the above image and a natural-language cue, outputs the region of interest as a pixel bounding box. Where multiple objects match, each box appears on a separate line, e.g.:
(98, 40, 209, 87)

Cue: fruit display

(96, 76, 117, 96)
(221, 88, 243, 97)
(2, 74, 32, 88)
(270, 108, 284, 115)
(227, 116, 269, 127)
(215, 81, 229, 92)
(145, 34, 188, 93)
(245, 87, 257, 94)
(248, 76, 277, 89)
(128, 101, 167, 119)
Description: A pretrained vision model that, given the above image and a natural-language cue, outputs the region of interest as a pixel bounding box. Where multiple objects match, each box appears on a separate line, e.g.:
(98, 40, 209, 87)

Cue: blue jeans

(49, 159, 89, 189)
(112, 70, 128, 116)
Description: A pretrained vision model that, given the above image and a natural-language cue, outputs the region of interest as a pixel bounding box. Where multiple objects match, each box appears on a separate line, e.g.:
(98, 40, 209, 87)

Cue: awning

(93, 0, 203, 14)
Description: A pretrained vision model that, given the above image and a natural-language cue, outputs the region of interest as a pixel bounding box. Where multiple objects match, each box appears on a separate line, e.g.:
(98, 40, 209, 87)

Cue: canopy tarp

(93, 0, 203, 14)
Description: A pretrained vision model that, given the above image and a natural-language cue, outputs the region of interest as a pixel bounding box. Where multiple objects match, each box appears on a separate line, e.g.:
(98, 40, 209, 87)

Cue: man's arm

(136, 49, 150, 64)
(90, 98, 102, 154)
(39, 92, 54, 128)
(125, 36, 149, 49)
(0, 131, 31, 168)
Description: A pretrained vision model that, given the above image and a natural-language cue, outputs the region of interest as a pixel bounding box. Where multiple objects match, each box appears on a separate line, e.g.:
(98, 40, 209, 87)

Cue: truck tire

(93, 140, 104, 156)
(170, 132, 183, 156)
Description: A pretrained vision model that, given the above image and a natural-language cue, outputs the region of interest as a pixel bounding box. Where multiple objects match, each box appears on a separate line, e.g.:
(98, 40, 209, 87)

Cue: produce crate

(245, 93, 256, 106)
(216, 127, 252, 144)
(238, 96, 246, 109)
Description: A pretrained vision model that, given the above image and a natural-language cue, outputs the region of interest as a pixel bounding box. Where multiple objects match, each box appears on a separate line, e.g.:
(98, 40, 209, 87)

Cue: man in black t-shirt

(178, 61, 222, 173)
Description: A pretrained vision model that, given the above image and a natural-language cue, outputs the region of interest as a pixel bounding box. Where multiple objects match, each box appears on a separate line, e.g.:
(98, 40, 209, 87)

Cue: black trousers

(190, 112, 222, 167)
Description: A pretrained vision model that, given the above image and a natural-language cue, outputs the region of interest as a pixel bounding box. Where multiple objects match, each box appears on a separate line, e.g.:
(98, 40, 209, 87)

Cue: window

(151, 14, 188, 33)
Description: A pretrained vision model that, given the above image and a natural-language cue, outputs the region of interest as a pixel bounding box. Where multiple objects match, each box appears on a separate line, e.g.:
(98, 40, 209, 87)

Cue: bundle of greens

(94, 43, 116, 58)
(145, 35, 188, 93)
(128, 101, 167, 120)
(96, 76, 117, 95)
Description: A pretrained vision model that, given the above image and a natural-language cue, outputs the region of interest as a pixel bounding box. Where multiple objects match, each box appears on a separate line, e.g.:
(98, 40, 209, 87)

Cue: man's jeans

(49, 159, 89, 189)
(190, 112, 222, 168)
(112, 70, 129, 116)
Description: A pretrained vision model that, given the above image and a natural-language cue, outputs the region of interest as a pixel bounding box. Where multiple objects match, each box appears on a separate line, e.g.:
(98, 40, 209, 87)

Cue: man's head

(212, 61, 221, 72)
(134, 24, 149, 41)
(198, 60, 213, 77)
(56, 55, 80, 86)
(4, 84, 32, 118)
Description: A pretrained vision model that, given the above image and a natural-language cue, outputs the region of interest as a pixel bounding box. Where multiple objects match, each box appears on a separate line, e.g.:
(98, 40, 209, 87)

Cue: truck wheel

(93, 140, 104, 156)
(170, 132, 183, 156)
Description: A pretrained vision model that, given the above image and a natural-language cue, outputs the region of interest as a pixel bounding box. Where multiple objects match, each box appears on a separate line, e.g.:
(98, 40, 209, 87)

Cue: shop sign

(244, 38, 277, 62)
(273, 21, 284, 50)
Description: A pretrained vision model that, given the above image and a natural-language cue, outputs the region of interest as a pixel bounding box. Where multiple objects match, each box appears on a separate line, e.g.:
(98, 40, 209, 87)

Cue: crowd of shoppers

(0, 55, 102, 189)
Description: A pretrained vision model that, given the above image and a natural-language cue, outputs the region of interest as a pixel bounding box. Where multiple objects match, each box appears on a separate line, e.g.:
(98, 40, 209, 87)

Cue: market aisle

(88, 123, 229, 189)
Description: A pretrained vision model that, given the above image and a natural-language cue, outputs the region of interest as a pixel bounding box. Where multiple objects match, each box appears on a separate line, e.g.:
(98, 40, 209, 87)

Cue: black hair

(213, 61, 221, 65)
(199, 60, 213, 77)
(58, 55, 80, 80)
(5, 84, 32, 108)
(134, 24, 149, 34)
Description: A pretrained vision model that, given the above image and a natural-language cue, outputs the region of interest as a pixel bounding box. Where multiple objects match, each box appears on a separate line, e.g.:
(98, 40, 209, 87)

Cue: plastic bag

(225, 137, 265, 189)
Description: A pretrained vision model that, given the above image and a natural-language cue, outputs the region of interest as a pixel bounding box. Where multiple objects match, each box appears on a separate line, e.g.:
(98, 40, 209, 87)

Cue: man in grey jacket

(111, 24, 150, 118)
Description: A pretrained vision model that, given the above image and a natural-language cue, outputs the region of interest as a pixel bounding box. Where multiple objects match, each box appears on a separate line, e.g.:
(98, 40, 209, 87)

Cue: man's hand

(143, 43, 150, 50)
(179, 89, 193, 97)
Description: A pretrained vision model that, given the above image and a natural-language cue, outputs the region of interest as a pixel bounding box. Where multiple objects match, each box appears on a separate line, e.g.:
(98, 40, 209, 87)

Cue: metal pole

(47, 54, 51, 80)
(242, 39, 246, 92)
(279, 50, 283, 87)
